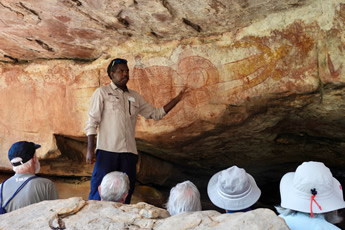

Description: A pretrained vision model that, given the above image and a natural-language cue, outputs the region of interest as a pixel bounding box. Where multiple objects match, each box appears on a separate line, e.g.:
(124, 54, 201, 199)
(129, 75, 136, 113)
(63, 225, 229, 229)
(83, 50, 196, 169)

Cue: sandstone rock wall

(0, 0, 344, 181)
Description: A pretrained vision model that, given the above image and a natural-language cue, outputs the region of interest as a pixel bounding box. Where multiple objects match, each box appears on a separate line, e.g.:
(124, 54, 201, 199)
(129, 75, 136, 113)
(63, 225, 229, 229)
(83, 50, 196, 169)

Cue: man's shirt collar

(110, 81, 128, 92)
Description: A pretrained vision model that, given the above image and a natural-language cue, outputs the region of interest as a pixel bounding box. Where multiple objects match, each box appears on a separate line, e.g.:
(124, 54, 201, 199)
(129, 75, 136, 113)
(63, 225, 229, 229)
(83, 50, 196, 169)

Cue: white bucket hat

(207, 166, 261, 211)
(280, 161, 345, 216)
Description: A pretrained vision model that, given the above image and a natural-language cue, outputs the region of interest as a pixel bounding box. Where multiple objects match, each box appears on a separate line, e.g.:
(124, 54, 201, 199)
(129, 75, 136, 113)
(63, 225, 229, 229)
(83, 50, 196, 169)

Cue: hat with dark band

(8, 141, 41, 166)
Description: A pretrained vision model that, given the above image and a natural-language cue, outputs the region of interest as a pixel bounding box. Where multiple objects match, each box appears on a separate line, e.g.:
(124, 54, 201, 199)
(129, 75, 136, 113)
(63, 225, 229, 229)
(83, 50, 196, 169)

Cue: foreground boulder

(0, 197, 288, 230)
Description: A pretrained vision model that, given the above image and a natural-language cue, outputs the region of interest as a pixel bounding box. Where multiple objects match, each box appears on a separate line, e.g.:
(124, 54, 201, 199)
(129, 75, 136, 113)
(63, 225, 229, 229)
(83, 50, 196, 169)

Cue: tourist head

(98, 171, 130, 203)
(207, 165, 261, 212)
(107, 58, 128, 77)
(107, 58, 129, 84)
(166, 180, 202, 216)
(8, 141, 41, 174)
(279, 161, 345, 216)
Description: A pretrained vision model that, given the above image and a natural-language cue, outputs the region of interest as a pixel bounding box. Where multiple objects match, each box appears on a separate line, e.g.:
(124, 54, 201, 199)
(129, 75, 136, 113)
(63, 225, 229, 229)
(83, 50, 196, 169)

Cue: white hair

(12, 158, 33, 173)
(166, 180, 202, 216)
(11, 155, 40, 174)
(100, 171, 129, 202)
(275, 206, 343, 224)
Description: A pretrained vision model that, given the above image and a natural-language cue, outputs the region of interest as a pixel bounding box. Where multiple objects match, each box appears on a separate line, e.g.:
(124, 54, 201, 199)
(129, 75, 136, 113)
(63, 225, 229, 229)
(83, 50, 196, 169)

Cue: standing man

(85, 58, 187, 204)
(0, 141, 59, 213)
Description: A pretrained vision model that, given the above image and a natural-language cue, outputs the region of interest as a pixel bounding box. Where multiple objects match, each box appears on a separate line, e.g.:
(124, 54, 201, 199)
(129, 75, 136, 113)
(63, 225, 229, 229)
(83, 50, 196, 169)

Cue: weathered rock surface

(0, 197, 289, 230)
(0, 0, 315, 62)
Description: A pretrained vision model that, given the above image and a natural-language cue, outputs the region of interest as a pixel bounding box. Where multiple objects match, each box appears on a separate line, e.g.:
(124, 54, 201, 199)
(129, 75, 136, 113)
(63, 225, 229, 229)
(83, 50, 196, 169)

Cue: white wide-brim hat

(280, 161, 345, 214)
(207, 166, 261, 211)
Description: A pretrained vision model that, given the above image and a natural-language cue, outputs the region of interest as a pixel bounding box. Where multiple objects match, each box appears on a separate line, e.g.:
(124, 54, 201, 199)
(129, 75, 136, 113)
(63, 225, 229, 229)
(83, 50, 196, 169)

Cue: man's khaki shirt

(85, 82, 166, 154)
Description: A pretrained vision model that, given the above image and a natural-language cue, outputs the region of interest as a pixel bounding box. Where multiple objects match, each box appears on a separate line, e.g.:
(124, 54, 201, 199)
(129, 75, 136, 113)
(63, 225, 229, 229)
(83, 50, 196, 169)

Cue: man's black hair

(107, 58, 128, 79)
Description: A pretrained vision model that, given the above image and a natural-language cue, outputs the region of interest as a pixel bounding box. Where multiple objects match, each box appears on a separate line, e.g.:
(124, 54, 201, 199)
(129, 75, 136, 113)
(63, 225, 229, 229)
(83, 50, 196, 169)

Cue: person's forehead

(115, 63, 129, 70)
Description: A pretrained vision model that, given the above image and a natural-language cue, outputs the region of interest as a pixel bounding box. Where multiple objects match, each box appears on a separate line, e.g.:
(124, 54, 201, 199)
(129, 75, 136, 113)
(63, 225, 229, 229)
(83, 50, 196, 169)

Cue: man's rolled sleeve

(138, 95, 166, 120)
(85, 88, 103, 136)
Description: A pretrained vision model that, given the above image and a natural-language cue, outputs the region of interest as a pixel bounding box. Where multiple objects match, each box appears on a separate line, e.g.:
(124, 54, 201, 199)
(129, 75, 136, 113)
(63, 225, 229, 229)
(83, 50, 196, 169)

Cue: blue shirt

(226, 207, 251, 213)
(280, 212, 340, 230)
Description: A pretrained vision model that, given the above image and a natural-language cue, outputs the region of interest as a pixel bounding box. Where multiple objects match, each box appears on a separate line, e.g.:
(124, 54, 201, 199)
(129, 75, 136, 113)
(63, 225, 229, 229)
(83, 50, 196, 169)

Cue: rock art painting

(1, 16, 344, 170)
(327, 53, 343, 79)
(129, 55, 221, 131)
(224, 37, 292, 95)
(0, 66, 85, 167)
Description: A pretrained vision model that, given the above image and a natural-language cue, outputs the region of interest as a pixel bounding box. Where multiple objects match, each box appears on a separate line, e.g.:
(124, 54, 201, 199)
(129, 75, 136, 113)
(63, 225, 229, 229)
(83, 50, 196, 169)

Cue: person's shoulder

(128, 88, 139, 95)
(0, 175, 15, 185)
(129, 89, 145, 100)
(31, 177, 55, 185)
(283, 213, 339, 229)
(91, 84, 112, 98)
(98, 84, 112, 92)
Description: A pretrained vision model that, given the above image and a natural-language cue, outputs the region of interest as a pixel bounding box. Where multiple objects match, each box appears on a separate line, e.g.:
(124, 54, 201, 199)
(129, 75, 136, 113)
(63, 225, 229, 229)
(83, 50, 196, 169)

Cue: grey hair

(275, 206, 343, 224)
(12, 157, 34, 173)
(166, 180, 202, 216)
(100, 171, 129, 202)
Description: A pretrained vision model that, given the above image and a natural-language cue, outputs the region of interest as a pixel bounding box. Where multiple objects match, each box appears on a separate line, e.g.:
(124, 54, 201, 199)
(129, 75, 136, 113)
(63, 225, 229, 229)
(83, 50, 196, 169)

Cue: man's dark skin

(86, 63, 188, 164)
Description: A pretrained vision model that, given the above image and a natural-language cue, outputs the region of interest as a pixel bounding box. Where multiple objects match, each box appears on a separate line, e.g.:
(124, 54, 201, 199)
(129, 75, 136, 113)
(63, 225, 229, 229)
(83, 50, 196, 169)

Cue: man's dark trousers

(88, 149, 138, 204)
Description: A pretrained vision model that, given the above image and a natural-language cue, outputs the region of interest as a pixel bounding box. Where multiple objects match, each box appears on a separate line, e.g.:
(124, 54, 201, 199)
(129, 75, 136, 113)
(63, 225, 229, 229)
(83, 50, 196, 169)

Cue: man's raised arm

(163, 88, 189, 113)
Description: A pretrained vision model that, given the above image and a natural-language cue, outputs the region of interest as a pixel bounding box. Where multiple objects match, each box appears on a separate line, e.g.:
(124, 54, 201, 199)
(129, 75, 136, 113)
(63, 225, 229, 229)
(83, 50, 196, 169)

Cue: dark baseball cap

(8, 141, 41, 166)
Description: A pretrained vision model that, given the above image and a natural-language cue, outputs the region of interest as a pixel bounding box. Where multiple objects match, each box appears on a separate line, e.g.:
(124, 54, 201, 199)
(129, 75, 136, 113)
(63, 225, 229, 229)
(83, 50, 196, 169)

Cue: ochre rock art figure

(131, 65, 179, 108)
(327, 53, 343, 79)
(177, 56, 219, 107)
(129, 56, 220, 130)
(0, 67, 84, 163)
(225, 37, 292, 95)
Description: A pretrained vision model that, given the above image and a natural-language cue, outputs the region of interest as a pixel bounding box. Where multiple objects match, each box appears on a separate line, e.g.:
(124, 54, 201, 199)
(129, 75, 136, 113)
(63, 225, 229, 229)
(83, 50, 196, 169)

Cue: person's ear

(121, 192, 128, 203)
(109, 71, 114, 79)
(98, 186, 102, 199)
(32, 154, 37, 163)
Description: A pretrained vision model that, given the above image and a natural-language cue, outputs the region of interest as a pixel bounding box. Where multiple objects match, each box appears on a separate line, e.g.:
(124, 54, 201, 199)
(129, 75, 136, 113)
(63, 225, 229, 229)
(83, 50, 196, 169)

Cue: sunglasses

(110, 58, 128, 68)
